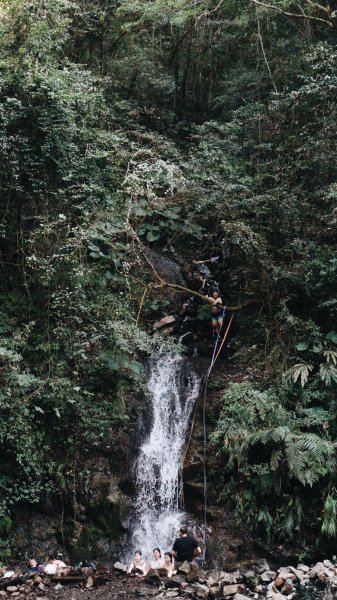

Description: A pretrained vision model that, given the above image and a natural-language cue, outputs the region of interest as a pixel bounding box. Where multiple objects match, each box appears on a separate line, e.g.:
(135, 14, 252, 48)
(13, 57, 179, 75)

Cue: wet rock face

(13, 511, 62, 560)
(12, 435, 131, 562)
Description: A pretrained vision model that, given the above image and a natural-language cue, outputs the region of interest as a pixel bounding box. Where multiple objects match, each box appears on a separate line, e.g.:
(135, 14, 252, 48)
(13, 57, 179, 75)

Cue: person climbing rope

(205, 290, 224, 336)
(193, 256, 219, 292)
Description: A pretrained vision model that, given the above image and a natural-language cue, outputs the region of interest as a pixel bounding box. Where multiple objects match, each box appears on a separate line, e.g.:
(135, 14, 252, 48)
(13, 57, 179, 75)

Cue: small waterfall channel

(130, 353, 200, 557)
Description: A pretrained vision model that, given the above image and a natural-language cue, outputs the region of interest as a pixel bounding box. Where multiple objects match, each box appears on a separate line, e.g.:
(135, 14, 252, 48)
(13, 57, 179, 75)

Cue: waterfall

(130, 353, 200, 558)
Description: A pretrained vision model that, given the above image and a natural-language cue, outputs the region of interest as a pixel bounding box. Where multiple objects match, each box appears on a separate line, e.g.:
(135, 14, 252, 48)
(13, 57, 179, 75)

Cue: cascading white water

(130, 353, 200, 558)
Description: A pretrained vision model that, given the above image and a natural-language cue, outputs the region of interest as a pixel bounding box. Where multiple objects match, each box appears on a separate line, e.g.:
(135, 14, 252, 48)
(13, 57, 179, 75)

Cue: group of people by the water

(0, 553, 71, 580)
(127, 527, 201, 579)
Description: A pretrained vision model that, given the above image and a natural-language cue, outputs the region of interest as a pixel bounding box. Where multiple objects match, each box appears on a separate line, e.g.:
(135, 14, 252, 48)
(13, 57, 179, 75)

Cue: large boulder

(178, 561, 191, 575)
(186, 563, 200, 583)
(153, 315, 177, 331)
(309, 563, 333, 578)
(165, 574, 186, 588)
(113, 562, 127, 574)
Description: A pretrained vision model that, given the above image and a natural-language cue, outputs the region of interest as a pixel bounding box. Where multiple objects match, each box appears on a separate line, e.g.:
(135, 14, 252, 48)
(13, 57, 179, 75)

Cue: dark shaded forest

(0, 0, 337, 560)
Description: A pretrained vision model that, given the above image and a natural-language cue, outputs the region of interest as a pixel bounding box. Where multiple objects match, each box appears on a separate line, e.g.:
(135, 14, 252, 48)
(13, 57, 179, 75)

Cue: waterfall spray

(130, 354, 200, 558)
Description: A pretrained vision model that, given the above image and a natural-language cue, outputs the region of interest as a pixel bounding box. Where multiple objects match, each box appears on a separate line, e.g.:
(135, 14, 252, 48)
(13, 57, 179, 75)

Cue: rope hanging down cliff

(201, 311, 234, 562)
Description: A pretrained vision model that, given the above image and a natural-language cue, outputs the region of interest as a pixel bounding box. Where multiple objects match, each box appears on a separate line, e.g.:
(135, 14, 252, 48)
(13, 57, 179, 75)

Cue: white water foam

(130, 353, 200, 558)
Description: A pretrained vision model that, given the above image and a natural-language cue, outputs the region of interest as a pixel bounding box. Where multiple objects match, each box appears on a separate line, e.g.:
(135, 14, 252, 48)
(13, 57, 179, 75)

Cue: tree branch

(255, 4, 278, 93)
(141, 242, 254, 312)
(250, 0, 332, 26)
(126, 224, 257, 312)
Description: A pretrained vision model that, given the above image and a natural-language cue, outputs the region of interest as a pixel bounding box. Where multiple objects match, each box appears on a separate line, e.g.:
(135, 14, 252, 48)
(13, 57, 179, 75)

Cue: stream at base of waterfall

(129, 353, 200, 558)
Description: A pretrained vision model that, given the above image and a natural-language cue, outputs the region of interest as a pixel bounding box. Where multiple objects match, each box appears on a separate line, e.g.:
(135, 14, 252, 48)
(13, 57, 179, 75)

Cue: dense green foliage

(0, 0, 337, 555)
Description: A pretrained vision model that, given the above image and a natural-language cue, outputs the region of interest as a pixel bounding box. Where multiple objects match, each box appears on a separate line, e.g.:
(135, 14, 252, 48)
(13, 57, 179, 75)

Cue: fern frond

(291, 363, 313, 387)
(285, 440, 308, 484)
(322, 350, 337, 365)
(270, 449, 282, 471)
(271, 426, 290, 443)
(319, 363, 337, 385)
(286, 434, 333, 486)
(322, 494, 337, 538)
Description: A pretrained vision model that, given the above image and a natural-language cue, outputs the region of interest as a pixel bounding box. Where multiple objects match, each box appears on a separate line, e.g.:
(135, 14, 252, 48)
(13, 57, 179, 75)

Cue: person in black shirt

(171, 526, 202, 563)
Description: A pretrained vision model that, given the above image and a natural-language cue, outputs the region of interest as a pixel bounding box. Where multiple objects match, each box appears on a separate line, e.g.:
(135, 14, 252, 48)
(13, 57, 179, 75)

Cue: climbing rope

(201, 310, 234, 563)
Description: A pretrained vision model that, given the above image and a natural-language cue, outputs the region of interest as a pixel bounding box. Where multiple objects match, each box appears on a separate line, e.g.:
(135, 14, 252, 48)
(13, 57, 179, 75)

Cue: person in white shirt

(127, 551, 146, 577)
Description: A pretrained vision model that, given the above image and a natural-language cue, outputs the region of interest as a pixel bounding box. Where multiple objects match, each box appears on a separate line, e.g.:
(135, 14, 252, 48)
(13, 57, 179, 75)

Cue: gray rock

(277, 568, 293, 576)
(309, 563, 332, 578)
(114, 561, 128, 573)
(183, 584, 197, 594)
(272, 593, 286, 600)
(207, 577, 218, 588)
(166, 574, 186, 588)
(178, 561, 191, 575)
(206, 571, 227, 581)
(241, 569, 255, 579)
(281, 578, 294, 595)
(210, 586, 222, 598)
(260, 571, 276, 583)
(233, 594, 251, 600)
(288, 567, 303, 580)
(153, 316, 176, 331)
(37, 583, 45, 591)
(187, 563, 200, 583)
(6, 587, 18, 593)
(297, 564, 310, 573)
(221, 574, 238, 585)
(145, 572, 161, 585)
(54, 583, 63, 590)
(166, 591, 179, 598)
(253, 560, 270, 574)
(222, 584, 245, 597)
(266, 582, 277, 598)
(195, 583, 210, 598)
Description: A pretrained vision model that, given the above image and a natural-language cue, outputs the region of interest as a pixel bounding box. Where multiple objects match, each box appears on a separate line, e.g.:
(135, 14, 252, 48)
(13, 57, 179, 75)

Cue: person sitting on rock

(127, 551, 147, 577)
(144, 548, 165, 583)
(44, 554, 67, 575)
(148, 547, 164, 570)
(172, 527, 201, 564)
(163, 552, 175, 577)
(27, 559, 40, 573)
